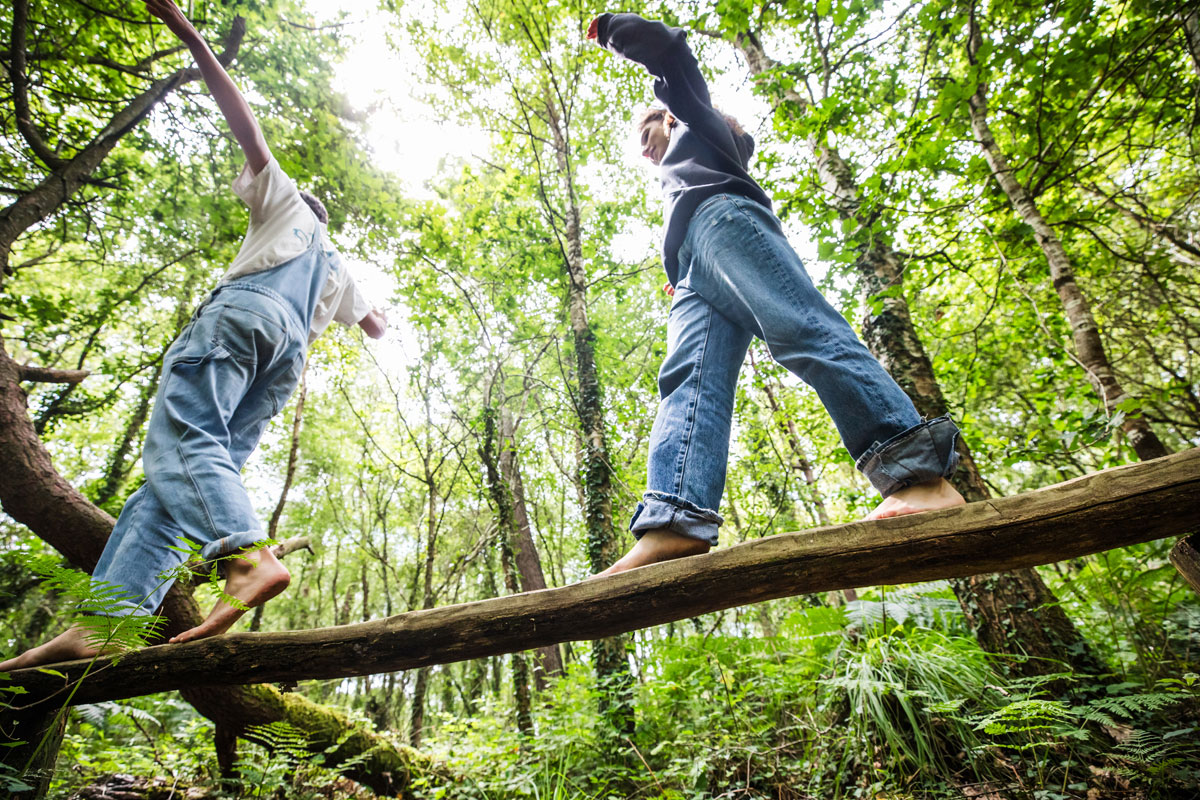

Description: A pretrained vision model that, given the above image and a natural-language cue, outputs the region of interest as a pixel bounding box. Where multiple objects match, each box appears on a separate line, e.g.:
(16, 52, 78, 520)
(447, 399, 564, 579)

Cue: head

(635, 106, 747, 166)
(636, 107, 675, 165)
(299, 190, 328, 224)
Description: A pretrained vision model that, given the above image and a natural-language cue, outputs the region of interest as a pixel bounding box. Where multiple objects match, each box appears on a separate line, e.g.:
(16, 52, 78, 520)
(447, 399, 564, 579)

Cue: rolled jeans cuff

(200, 530, 269, 567)
(629, 491, 722, 547)
(855, 415, 960, 498)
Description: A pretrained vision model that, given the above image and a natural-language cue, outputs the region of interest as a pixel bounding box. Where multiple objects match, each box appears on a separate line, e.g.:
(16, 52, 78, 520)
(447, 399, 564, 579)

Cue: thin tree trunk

(248, 366, 308, 633)
(965, 9, 1170, 463)
(267, 363, 307, 540)
(93, 366, 158, 508)
(409, 477, 438, 747)
(480, 405, 534, 734)
(747, 348, 832, 527)
(499, 408, 563, 686)
(733, 27, 1107, 681)
(542, 89, 633, 732)
(95, 278, 203, 506)
(1182, 8, 1200, 78)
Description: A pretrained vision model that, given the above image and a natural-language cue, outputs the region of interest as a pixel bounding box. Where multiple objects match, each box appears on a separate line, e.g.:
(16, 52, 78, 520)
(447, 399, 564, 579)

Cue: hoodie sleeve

(595, 13, 713, 127)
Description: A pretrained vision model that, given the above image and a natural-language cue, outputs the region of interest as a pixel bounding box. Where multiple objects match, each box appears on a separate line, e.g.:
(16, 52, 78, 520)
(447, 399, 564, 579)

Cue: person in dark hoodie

(588, 13, 966, 577)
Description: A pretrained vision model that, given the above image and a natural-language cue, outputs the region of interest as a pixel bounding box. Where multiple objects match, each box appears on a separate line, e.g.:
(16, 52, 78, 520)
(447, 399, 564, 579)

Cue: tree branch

(16, 364, 90, 384)
(0, 17, 246, 278)
(9, 0, 66, 169)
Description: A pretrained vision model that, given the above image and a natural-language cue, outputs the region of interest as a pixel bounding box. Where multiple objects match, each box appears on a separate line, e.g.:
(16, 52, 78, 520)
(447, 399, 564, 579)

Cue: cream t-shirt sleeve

(222, 157, 319, 281)
(333, 270, 373, 327)
(307, 252, 374, 343)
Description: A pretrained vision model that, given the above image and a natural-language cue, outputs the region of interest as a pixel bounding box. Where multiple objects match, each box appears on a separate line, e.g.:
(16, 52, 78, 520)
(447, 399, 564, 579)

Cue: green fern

(971, 698, 1080, 746)
(14, 553, 165, 656)
(234, 721, 313, 799)
(75, 700, 162, 728)
(1079, 692, 1182, 728)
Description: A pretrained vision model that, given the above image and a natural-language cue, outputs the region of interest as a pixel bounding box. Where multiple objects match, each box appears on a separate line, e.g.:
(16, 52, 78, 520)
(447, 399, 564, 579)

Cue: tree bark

(542, 87, 633, 731)
(733, 26, 1106, 680)
(499, 407, 564, 685)
(1169, 534, 1200, 594)
(965, 9, 1170, 463)
(1182, 8, 1200, 78)
(409, 476, 439, 747)
(6, 448, 1198, 702)
(479, 405, 533, 735)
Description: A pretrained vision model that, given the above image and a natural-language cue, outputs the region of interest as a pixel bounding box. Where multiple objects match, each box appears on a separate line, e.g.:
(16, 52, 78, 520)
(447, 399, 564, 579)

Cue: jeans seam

(174, 433, 220, 544)
(674, 300, 712, 497)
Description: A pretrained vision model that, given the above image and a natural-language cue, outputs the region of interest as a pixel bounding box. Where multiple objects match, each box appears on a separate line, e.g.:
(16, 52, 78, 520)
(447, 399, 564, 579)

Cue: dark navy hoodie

(595, 12, 773, 284)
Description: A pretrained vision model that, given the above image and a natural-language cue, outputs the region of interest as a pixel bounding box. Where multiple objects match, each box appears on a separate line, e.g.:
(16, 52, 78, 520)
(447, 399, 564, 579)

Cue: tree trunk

(479, 404, 534, 734)
(93, 369, 157, 508)
(266, 363, 307, 540)
(1182, 8, 1200, 78)
(499, 407, 563, 686)
(733, 27, 1107, 681)
(409, 476, 439, 747)
(747, 348, 832, 528)
(95, 277, 205, 506)
(542, 89, 633, 732)
(964, 9, 1170, 463)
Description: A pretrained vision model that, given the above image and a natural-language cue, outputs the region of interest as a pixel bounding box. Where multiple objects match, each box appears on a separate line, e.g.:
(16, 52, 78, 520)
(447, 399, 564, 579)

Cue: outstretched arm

(357, 308, 388, 339)
(587, 13, 712, 126)
(144, 0, 271, 174)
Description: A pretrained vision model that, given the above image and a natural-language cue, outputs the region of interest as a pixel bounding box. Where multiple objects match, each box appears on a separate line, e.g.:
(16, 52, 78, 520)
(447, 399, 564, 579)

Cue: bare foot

(594, 529, 711, 578)
(866, 477, 965, 521)
(169, 546, 290, 644)
(0, 624, 108, 672)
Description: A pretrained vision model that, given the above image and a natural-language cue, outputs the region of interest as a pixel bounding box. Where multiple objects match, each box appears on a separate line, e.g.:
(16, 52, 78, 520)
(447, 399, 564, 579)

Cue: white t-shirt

(223, 158, 372, 343)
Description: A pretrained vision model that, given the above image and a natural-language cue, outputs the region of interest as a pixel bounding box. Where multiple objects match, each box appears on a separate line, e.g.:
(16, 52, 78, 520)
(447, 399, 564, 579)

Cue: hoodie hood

(736, 132, 756, 168)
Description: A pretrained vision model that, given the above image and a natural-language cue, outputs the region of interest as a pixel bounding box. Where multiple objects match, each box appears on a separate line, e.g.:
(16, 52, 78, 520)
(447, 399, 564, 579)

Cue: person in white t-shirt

(0, 0, 386, 671)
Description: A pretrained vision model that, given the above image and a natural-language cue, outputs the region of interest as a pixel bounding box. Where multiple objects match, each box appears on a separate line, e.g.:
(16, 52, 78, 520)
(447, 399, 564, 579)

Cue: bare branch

(16, 365, 90, 384)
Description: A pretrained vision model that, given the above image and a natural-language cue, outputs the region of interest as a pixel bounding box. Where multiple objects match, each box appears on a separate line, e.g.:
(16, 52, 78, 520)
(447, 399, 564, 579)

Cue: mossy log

(6, 448, 1199, 706)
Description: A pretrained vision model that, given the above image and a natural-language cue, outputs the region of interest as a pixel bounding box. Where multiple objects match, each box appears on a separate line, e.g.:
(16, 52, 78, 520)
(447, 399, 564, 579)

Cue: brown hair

(635, 106, 745, 137)
(299, 190, 328, 224)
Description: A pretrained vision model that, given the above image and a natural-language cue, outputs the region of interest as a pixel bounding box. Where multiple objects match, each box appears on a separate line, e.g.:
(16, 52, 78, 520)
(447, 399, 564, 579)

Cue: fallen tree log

(7, 447, 1199, 704)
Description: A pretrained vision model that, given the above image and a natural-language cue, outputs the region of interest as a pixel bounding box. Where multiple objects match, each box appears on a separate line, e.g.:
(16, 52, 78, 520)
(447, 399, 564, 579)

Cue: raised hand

(143, 0, 200, 43)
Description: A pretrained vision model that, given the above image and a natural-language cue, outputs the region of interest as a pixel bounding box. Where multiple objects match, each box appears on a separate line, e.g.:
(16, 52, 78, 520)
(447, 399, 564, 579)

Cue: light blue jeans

(631, 194, 959, 546)
(91, 242, 329, 615)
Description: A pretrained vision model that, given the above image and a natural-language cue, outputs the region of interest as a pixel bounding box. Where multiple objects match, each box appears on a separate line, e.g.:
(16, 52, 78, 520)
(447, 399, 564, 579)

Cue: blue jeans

(631, 194, 958, 546)
(91, 244, 327, 615)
